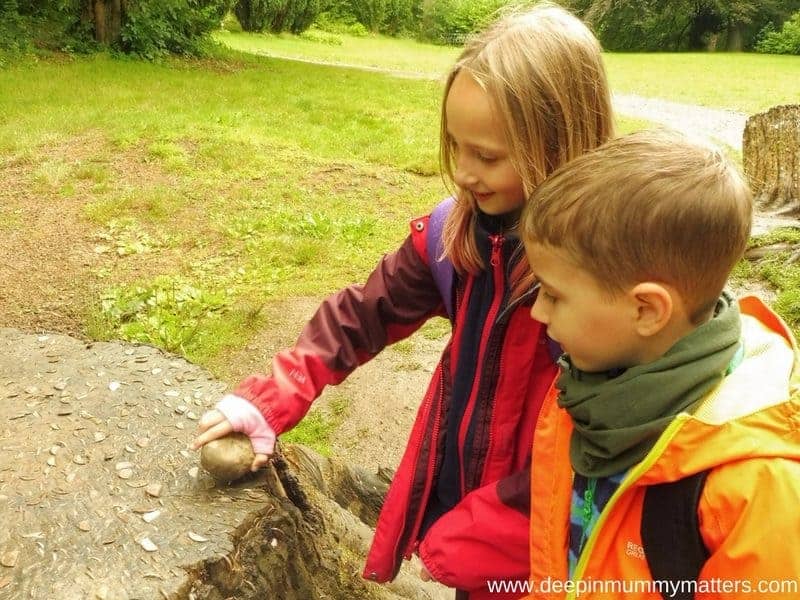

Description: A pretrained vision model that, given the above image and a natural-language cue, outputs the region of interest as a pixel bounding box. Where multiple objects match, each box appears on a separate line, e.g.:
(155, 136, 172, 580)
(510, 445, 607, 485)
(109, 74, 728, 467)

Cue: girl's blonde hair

(441, 3, 614, 278)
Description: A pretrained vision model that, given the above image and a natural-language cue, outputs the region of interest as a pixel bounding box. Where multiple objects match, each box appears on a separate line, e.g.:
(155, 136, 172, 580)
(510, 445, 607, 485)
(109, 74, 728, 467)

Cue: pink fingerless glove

(216, 394, 277, 455)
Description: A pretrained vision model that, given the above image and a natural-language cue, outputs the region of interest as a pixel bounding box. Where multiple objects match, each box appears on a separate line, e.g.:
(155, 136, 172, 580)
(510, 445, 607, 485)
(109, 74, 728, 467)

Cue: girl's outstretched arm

(231, 234, 445, 436)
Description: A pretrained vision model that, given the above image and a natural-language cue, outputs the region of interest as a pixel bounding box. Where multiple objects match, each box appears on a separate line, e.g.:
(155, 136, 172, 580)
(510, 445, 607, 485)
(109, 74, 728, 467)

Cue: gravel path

(613, 93, 748, 150)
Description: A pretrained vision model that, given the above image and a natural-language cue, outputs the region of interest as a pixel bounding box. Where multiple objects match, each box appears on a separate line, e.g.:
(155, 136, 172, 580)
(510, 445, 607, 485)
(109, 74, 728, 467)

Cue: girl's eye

(477, 153, 497, 163)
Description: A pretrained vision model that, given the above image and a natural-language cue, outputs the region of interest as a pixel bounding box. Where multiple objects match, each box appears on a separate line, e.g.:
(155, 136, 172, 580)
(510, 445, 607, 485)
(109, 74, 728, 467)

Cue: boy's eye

(542, 291, 557, 303)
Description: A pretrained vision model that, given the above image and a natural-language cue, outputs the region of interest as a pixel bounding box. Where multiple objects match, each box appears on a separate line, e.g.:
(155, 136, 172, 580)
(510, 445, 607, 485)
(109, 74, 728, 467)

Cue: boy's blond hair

(521, 129, 753, 322)
(441, 3, 614, 276)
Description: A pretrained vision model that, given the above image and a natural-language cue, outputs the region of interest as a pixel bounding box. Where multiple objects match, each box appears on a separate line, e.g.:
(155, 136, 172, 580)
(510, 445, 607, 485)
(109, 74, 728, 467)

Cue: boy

(520, 130, 800, 599)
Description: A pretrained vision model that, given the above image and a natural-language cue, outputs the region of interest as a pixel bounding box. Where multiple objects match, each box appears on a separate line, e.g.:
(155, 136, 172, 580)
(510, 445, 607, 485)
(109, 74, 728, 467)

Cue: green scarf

(557, 292, 742, 478)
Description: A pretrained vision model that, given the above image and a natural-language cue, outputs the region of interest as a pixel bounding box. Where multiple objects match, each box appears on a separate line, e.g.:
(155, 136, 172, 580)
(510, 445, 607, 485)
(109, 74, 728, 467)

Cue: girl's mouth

(473, 191, 493, 203)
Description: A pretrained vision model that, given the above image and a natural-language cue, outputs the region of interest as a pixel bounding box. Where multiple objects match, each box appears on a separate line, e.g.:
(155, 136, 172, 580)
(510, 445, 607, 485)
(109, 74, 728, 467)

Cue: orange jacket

(526, 296, 800, 599)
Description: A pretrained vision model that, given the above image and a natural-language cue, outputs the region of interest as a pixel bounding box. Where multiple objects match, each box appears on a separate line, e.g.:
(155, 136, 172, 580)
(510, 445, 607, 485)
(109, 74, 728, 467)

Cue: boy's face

(527, 243, 644, 373)
(445, 72, 525, 216)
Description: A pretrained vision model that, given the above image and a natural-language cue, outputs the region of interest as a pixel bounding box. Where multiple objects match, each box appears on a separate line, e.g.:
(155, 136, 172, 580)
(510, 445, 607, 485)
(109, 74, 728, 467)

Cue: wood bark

(725, 22, 744, 51)
(743, 105, 800, 216)
(91, 0, 123, 45)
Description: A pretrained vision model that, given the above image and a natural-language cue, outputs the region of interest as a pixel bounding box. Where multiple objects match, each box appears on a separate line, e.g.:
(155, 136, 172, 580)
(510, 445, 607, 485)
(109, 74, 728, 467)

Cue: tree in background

(1, 0, 233, 57)
(0, 0, 29, 52)
(234, 0, 321, 33)
(418, 0, 505, 44)
(314, 0, 420, 36)
(567, 0, 800, 51)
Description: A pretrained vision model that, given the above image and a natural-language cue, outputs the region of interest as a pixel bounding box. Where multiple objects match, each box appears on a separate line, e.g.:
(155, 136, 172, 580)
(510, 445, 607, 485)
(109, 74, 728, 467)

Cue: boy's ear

(629, 282, 674, 337)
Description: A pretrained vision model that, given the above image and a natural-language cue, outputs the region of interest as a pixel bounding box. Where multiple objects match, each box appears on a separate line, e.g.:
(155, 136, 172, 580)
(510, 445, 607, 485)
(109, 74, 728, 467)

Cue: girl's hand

(191, 406, 273, 472)
(191, 409, 233, 449)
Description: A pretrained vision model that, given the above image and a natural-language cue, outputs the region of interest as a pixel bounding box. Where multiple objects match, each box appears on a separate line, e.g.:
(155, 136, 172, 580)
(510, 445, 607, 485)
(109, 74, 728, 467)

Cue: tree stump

(743, 105, 800, 216)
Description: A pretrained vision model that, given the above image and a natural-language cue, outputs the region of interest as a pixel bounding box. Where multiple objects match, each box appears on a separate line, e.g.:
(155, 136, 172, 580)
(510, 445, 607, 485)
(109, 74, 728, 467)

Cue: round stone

(199, 433, 255, 483)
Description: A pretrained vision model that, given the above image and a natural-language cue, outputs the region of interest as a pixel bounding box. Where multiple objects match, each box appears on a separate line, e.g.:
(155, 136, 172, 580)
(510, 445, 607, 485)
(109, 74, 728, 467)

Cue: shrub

(382, 0, 421, 35)
(299, 27, 344, 44)
(234, 0, 321, 33)
(314, 12, 369, 36)
(121, 0, 233, 58)
(0, 0, 30, 53)
(756, 11, 800, 54)
(235, 0, 276, 31)
(314, 0, 419, 36)
(419, 0, 506, 45)
(222, 10, 244, 31)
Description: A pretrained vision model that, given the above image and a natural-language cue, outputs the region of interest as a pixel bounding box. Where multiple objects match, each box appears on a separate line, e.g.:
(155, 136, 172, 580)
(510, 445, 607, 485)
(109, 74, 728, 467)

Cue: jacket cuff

(216, 394, 276, 455)
(417, 538, 447, 586)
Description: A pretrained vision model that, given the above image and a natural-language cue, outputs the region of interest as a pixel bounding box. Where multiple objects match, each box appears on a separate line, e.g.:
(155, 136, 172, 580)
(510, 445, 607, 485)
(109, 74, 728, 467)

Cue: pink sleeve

(216, 394, 276, 455)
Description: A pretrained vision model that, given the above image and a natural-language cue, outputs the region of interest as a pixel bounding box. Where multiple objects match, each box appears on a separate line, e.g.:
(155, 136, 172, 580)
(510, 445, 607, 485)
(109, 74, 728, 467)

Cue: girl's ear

(629, 282, 674, 337)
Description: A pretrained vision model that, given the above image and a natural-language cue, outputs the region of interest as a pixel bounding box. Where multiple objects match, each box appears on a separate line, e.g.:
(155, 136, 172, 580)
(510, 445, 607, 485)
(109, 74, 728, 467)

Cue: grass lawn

(604, 52, 800, 114)
(215, 29, 460, 76)
(0, 49, 447, 371)
(217, 30, 800, 114)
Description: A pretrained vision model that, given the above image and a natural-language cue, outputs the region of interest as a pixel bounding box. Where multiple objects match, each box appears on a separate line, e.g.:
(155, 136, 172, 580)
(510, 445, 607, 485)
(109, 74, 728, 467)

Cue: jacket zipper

(458, 234, 505, 494)
(567, 415, 691, 598)
(401, 365, 445, 560)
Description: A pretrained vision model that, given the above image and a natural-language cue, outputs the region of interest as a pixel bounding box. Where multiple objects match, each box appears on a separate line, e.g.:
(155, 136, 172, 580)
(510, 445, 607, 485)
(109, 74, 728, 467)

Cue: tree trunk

(725, 22, 744, 51)
(743, 105, 800, 216)
(92, 0, 106, 43)
(92, 0, 123, 46)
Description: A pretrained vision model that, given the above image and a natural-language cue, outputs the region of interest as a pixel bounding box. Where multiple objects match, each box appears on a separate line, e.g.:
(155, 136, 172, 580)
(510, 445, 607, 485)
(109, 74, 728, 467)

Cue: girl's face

(445, 72, 526, 217)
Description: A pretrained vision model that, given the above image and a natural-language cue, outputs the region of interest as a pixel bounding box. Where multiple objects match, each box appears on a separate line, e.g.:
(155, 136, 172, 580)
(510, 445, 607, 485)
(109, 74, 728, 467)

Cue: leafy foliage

(418, 0, 506, 44)
(121, 0, 234, 58)
(234, 0, 321, 33)
(757, 10, 800, 54)
(315, 0, 421, 35)
(1, 0, 233, 59)
(0, 0, 30, 54)
(97, 276, 229, 354)
(569, 0, 800, 51)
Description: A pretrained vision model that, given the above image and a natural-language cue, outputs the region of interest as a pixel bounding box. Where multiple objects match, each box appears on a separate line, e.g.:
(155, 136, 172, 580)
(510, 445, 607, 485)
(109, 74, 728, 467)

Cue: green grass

(732, 228, 800, 332)
(215, 29, 460, 76)
(281, 393, 349, 455)
(214, 31, 800, 115)
(604, 53, 800, 114)
(0, 52, 442, 175)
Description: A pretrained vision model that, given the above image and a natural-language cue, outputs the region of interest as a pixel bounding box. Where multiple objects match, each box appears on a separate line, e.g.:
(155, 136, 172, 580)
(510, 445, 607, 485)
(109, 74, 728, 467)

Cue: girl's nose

(454, 161, 478, 189)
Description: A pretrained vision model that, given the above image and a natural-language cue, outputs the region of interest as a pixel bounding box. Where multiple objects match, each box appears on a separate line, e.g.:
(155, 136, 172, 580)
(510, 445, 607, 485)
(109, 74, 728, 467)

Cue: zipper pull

(489, 234, 503, 267)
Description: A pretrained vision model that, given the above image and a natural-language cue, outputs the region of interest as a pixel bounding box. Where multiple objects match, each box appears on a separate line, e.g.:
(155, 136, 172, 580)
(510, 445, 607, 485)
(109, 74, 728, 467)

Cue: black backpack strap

(640, 470, 711, 600)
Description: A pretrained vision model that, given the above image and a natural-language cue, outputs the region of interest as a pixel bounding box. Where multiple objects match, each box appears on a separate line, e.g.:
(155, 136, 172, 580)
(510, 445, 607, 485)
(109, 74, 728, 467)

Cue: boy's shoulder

(699, 456, 800, 538)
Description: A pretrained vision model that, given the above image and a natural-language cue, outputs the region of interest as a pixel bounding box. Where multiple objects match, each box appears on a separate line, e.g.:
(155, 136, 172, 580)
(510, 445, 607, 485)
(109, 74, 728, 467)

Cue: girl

(192, 4, 614, 598)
